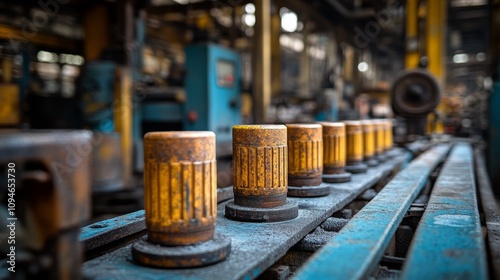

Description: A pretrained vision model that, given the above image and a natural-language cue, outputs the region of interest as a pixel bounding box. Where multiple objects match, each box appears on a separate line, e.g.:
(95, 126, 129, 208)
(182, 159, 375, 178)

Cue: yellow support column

(114, 67, 133, 184)
(405, 0, 420, 69)
(253, 0, 272, 123)
(426, 0, 446, 82)
(271, 11, 281, 97)
(84, 4, 109, 61)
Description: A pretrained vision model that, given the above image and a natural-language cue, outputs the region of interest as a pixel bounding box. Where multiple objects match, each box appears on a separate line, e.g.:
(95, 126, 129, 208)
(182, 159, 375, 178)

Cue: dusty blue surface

(401, 144, 488, 279)
(293, 144, 450, 280)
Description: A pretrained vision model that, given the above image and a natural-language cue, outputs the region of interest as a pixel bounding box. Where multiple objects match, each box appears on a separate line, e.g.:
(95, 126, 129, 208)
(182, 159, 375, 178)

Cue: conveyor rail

(293, 144, 450, 280)
(401, 143, 487, 279)
(81, 149, 409, 280)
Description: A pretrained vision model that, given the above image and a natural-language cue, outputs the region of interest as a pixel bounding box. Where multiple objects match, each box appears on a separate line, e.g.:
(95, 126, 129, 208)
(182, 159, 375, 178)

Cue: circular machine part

(132, 234, 231, 268)
(225, 200, 299, 223)
(391, 69, 441, 117)
(288, 183, 331, 197)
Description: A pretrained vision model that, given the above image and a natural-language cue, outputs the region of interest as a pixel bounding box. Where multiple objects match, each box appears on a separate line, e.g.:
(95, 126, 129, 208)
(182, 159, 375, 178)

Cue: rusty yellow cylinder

(143, 131, 217, 246)
(286, 124, 323, 186)
(344, 121, 364, 165)
(384, 119, 393, 151)
(361, 120, 375, 160)
(320, 122, 346, 174)
(374, 120, 385, 156)
(233, 125, 287, 208)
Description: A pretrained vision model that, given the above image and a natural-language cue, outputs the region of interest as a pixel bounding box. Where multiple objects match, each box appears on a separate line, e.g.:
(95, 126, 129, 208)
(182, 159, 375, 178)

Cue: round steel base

(322, 172, 352, 183)
(376, 154, 387, 162)
(287, 183, 330, 197)
(132, 234, 231, 268)
(345, 163, 368, 174)
(386, 149, 398, 158)
(366, 159, 379, 167)
(225, 200, 298, 222)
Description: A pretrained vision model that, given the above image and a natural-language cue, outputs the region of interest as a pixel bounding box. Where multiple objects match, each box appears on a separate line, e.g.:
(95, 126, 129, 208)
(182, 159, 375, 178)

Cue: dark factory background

(0, 0, 499, 279)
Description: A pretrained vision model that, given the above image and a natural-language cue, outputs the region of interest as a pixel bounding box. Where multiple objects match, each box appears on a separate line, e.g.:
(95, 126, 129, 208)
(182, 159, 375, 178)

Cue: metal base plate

(322, 172, 352, 183)
(386, 149, 398, 159)
(132, 234, 231, 268)
(345, 163, 368, 174)
(366, 159, 379, 167)
(376, 154, 388, 162)
(225, 200, 298, 222)
(287, 183, 331, 197)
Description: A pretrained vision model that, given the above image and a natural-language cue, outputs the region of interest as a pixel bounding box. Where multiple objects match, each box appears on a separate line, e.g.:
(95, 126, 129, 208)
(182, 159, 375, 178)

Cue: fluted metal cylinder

(286, 124, 323, 186)
(361, 120, 375, 161)
(344, 121, 364, 165)
(233, 125, 287, 208)
(384, 119, 393, 151)
(320, 122, 346, 174)
(143, 131, 217, 246)
(374, 120, 385, 156)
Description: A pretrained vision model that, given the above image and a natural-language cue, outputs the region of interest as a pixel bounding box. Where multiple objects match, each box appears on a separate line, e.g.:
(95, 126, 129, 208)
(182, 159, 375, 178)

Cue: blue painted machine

(183, 44, 241, 156)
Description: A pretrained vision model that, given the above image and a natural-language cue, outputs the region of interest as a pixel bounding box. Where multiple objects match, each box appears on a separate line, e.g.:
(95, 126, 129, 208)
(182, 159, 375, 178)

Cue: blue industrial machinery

(489, 78, 500, 191)
(183, 44, 241, 156)
(80, 61, 117, 132)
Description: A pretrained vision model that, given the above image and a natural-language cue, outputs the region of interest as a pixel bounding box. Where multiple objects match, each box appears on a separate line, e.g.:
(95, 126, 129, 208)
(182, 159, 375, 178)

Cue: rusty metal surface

(137, 131, 225, 269)
(293, 144, 449, 280)
(402, 144, 487, 279)
(320, 122, 352, 183)
(82, 149, 409, 280)
(374, 120, 385, 156)
(0, 130, 92, 280)
(384, 119, 393, 152)
(286, 124, 323, 187)
(320, 122, 346, 173)
(344, 121, 364, 164)
(143, 131, 217, 246)
(475, 147, 500, 279)
(361, 120, 376, 162)
(232, 125, 288, 208)
(286, 126, 329, 196)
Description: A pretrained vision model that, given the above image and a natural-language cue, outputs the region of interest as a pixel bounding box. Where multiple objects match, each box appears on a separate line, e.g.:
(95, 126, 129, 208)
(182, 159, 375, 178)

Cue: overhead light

(476, 52, 486, 62)
(358, 62, 369, 72)
(37, 51, 58, 63)
(281, 10, 298, 32)
(242, 14, 255, 27)
(244, 3, 255, 14)
(453, 53, 469, 64)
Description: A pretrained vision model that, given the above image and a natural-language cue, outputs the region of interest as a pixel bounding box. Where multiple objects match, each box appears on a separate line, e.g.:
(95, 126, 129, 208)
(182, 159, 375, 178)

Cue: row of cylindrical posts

(132, 119, 394, 269)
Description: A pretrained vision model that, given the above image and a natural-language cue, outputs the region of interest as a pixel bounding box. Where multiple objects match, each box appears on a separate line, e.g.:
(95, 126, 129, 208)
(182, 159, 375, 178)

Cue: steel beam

(401, 144, 488, 279)
(293, 144, 450, 280)
(253, 0, 271, 123)
(475, 147, 500, 279)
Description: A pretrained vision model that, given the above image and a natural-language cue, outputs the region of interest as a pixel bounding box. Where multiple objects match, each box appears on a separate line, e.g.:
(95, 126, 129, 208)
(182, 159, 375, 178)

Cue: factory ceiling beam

(0, 24, 79, 50)
(146, 0, 251, 15)
(326, 0, 375, 19)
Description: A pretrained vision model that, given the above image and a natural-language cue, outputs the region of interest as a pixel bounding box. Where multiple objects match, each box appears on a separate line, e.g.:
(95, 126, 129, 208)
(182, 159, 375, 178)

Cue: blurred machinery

(184, 44, 241, 157)
(0, 55, 20, 127)
(0, 130, 92, 280)
(391, 68, 441, 143)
